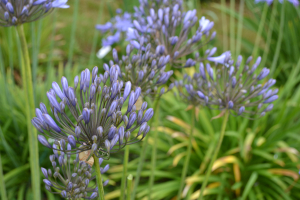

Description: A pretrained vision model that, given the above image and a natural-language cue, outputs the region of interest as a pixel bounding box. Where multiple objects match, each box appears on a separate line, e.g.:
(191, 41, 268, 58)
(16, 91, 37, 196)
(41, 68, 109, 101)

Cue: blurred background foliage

(1, 0, 300, 199)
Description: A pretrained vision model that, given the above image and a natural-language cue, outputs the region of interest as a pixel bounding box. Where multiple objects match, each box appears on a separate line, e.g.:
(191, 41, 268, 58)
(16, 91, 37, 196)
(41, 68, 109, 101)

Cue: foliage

(1, 0, 300, 200)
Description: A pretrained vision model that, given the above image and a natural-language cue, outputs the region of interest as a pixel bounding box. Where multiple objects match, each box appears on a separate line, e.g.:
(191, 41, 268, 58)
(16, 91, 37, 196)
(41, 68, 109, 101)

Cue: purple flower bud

(130, 40, 140, 49)
(238, 106, 245, 115)
(108, 126, 116, 140)
(199, 63, 206, 79)
(68, 87, 76, 106)
(126, 112, 137, 129)
(141, 108, 154, 123)
(90, 84, 96, 100)
(6, 2, 14, 13)
(123, 81, 131, 101)
(228, 101, 234, 109)
(90, 192, 98, 199)
(101, 164, 110, 174)
(43, 114, 61, 132)
(197, 91, 205, 99)
(257, 68, 270, 80)
(91, 66, 98, 81)
(43, 179, 52, 187)
(61, 76, 69, 95)
(127, 91, 135, 112)
(68, 135, 76, 148)
(52, 82, 65, 100)
(61, 190, 67, 198)
(82, 108, 91, 124)
(41, 167, 48, 178)
(263, 95, 278, 103)
(110, 134, 119, 149)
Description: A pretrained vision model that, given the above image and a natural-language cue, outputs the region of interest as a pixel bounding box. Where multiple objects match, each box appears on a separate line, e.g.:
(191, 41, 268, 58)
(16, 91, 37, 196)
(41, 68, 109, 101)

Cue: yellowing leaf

(173, 152, 187, 167)
(269, 169, 299, 181)
(233, 163, 241, 196)
(168, 142, 188, 155)
(167, 116, 190, 130)
(212, 155, 239, 171)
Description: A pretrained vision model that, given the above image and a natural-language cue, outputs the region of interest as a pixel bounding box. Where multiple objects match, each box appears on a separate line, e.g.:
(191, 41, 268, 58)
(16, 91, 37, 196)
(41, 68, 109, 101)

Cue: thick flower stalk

(176, 54, 278, 117)
(42, 142, 109, 199)
(32, 66, 153, 159)
(128, 1, 216, 68)
(95, 9, 133, 46)
(0, 0, 69, 26)
(109, 41, 174, 97)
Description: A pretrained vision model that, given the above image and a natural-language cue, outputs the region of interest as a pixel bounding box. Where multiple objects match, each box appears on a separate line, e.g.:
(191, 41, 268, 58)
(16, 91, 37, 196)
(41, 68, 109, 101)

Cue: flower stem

(177, 106, 195, 199)
(93, 154, 105, 200)
(16, 24, 41, 200)
(120, 145, 130, 200)
(270, 0, 285, 76)
(131, 97, 161, 200)
(198, 110, 229, 200)
(148, 99, 160, 199)
(127, 174, 133, 200)
(252, 3, 268, 59)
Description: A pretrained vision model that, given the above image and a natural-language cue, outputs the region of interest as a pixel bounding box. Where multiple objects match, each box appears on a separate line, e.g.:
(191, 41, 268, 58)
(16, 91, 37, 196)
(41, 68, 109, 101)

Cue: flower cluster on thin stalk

(32, 66, 153, 159)
(176, 54, 278, 118)
(128, 2, 217, 68)
(42, 142, 109, 200)
(108, 41, 174, 98)
(0, 0, 69, 26)
(95, 9, 134, 47)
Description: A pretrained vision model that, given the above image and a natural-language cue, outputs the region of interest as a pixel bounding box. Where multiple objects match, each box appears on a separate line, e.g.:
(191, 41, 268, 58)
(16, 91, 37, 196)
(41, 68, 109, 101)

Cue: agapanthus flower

(255, 0, 299, 6)
(0, 0, 69, 26)
(128, 2, 216, 68)
(176, 54, 278, 117)
(108, 41, 174, 98)
(41, 142, 109, 199)
(96, 9, 134, 47)
(32, 66, 153, 159)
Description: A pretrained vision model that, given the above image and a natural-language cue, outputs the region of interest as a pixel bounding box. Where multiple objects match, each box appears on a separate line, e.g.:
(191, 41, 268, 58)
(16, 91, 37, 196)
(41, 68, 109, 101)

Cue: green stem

(198, 110, 229, 200)
(261, 0, 277, 68)
(270, 1, 285, 76)
(230, 0, 235, 57)
(120, 145, 130, 200)
(177, 107, 195, 199)
(16, 24, 41, 200)
(221, 0, 228, 52)
(127, 174, 133, 200)
(131, 97, 161, 200)
(0, 154, 8, 200)
(93, 154, 105, 200)
(148, 99, 161, 199)
(236, 0, 244, 56)
(252, 3, 268, 59)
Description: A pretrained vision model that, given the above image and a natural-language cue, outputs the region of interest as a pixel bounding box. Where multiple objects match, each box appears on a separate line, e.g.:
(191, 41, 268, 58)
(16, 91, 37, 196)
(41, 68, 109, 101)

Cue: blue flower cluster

(0, 0, 69, 26)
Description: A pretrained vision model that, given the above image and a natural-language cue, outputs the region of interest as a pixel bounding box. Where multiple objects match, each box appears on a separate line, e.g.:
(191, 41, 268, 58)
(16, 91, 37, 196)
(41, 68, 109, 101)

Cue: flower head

(108, 41, 173, 98)
(96, 9, 134, 47)
(32, 66, 153, 159)
(176, 55, 278, 117)
(129, 1, 216, 68)
(41, 142, 109, 199)
(0, 0, 69, 26)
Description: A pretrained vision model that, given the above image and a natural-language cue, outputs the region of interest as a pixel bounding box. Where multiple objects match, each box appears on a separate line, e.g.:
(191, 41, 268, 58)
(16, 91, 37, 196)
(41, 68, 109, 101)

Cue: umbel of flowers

(42, 142, 109, 199)
(176, 53, 278, 117)
(128, 0, 216, 68)
(109, 40, 174, 98)
(32, 66, 153, 159)
(0, 0, 69, 26)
